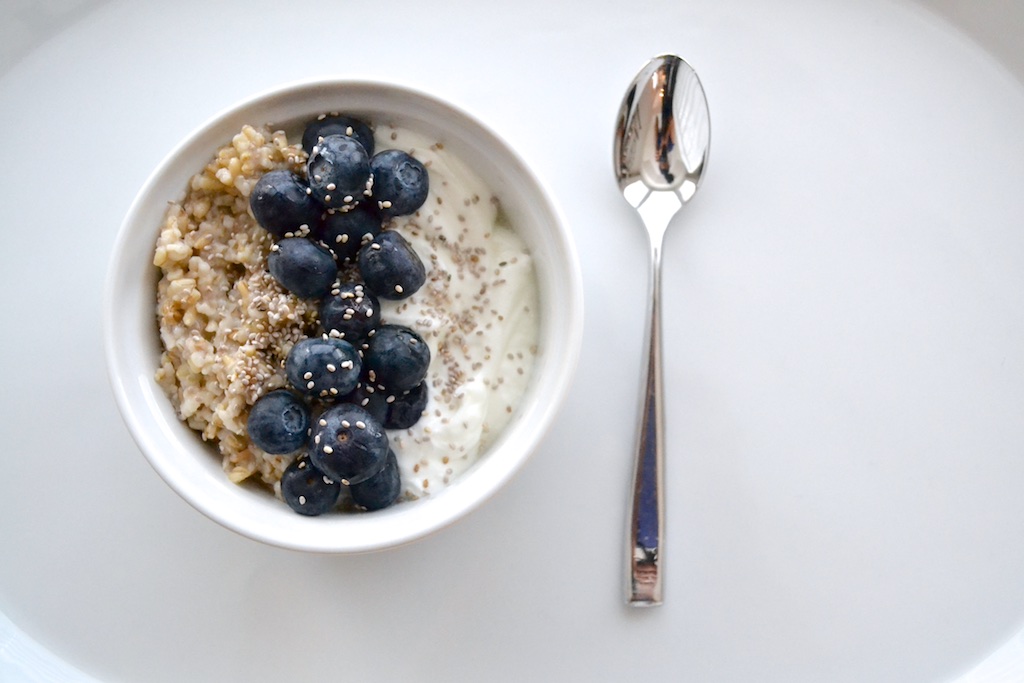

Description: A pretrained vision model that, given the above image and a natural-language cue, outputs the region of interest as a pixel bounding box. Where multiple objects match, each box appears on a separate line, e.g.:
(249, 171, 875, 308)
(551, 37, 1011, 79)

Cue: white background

(2, 1, 1024, 681)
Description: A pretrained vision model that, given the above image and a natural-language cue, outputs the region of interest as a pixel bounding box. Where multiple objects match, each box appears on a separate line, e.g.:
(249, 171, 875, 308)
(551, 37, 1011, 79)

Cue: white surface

(2, 0, 1024, 681)
(104, 79, 582, 553)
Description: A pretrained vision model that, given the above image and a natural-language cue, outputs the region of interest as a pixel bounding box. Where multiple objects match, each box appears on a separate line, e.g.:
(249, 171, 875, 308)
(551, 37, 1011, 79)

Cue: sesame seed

(319, 419, 327, 427)
(306, 381, 315, 389)
(303, 372, 313, 380)
(323, 445, 334, 454)
(341, 420, 351, 428)
(326, 182, 337, 191)
(345, 126, 353, 135)
(394, 284, 404, 294)
(327, 364, 337, 372)
(355, 421, 366, 429)
(365, 309, 373, 317)
(370, 243, 381, 251)
(324, 194, 332, 202)
(298, 495, 307, 505)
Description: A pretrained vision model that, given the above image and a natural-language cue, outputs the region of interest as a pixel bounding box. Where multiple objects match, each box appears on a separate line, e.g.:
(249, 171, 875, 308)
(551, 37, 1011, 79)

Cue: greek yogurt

(373, 125, 539, 497)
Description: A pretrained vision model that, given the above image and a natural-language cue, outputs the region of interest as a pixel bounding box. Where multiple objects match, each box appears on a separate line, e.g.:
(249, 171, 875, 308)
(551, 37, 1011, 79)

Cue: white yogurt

(369, 125, 540, 498)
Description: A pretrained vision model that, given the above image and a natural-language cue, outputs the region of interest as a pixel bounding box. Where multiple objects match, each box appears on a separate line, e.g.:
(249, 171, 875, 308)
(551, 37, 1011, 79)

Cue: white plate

(2, 1, 1024, 681)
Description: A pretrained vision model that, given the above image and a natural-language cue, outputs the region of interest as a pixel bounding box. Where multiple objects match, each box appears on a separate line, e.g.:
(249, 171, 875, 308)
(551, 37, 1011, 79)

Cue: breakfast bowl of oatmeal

(104, 79, 583, 553)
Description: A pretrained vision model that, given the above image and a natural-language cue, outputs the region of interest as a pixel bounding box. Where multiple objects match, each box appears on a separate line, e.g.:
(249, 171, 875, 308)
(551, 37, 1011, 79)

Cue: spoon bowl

(615, 55, 710, 214)
(614, 55, 710, 605)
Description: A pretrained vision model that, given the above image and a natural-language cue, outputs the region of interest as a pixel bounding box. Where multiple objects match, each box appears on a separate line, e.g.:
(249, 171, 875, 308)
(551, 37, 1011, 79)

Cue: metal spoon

(614, 54, 710, 606)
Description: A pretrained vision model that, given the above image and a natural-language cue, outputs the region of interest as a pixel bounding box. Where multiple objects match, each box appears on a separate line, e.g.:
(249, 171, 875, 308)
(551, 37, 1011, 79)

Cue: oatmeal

(154, 120, 539, 502)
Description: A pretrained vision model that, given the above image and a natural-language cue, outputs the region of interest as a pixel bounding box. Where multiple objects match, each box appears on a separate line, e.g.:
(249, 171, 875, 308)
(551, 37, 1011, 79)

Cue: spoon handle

(628, 243, 665, 606)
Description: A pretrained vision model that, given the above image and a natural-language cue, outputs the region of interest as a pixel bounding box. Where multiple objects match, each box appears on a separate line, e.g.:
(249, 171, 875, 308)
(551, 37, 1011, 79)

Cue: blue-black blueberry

(384, 382, 428, 430)
(246, 389, 311, 454)
(319, 282, 380, 345)
(309, 403, 389, 485)
(249, 169, 322, 238)
(302, 114, 375, 158)
(349, 448, 401, 511)
(267, 237, 338, 299)
(280, 454, 342, 516)
(363, 324, 430, 394)
(285, 337, 362, 400)
(341, 383, 389, 425)
(369, 149, 429, 217)
(358, 230, 426, 300)
(307, 135, 370, 209)
(317, 203, 382, 263)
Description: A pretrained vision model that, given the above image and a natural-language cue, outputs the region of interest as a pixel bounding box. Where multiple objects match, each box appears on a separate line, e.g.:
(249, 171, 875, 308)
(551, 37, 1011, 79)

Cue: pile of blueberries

(244, 114, 432, 515)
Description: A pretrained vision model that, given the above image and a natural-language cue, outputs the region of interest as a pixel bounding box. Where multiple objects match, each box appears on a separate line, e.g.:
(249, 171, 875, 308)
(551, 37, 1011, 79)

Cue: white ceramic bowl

(104, 79, 583, 553)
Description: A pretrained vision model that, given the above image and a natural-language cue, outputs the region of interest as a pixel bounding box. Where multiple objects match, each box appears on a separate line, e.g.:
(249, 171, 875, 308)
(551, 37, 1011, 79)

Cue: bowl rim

(103, 77, 584, 553)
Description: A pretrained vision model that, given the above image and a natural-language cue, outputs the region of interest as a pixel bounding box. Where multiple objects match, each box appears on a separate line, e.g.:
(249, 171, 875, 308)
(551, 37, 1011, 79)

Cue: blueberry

(349, 448, 401, 511)
(363, 324, 430, 393)
(302, 115, 375, 158)
(341, 383, 389, 425)
(285, 337, 362, 400)
(384, 382, 428, 430)
(268, 237, 338, 299)
(319, 283, 380, 344)
(246, 389, 311, 454)
(358, 231, 426, 300)
(307, 135, 370, 209)
(369, 149, 429, 216)
(249, 170, 323, 238)
(309, 403, 389, 485)
(318, 204, 381, 263)
(280, 454, 342, 516)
